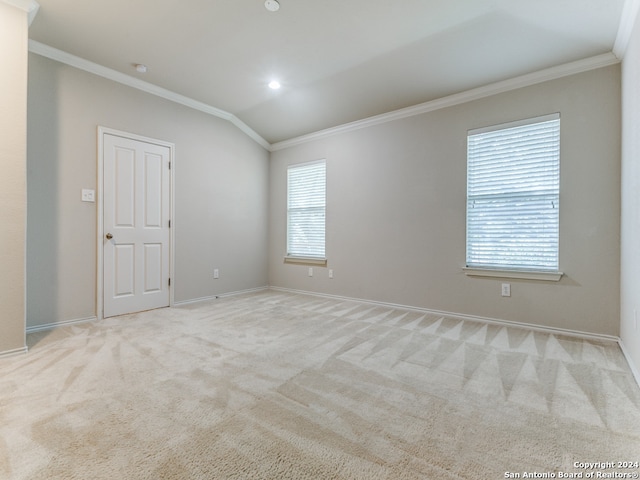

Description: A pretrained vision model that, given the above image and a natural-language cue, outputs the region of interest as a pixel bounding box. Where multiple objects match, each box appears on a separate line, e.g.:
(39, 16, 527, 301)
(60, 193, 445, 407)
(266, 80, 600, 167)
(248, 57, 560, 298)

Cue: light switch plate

(81, 189, 95, 202)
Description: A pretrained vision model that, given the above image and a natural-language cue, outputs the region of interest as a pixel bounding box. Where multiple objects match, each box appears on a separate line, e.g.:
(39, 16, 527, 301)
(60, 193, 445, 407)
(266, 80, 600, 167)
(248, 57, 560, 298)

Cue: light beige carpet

(1, 290, 639, 479)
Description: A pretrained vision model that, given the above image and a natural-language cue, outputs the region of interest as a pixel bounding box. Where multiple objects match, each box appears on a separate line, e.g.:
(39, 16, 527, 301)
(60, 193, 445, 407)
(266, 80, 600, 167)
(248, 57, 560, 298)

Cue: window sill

(463, 267, 563, 281)
(284, 256, 327, 266)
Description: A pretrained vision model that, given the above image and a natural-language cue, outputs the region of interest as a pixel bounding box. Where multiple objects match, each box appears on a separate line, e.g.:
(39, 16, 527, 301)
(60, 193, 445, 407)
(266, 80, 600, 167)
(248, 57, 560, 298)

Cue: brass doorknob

(106, 233, 113, 240)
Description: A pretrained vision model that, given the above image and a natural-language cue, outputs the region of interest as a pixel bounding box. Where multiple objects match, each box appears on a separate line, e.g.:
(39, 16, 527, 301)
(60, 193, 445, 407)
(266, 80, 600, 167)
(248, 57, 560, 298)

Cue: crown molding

(27, 40, 271, 150)
(1, 0, 38, 23)
(26, 39, 621, 154)
(613, 0, 640, 58)
(270, 53, 620, 152)
(227, 116, 271, 149)
(1, 0, 31, 11)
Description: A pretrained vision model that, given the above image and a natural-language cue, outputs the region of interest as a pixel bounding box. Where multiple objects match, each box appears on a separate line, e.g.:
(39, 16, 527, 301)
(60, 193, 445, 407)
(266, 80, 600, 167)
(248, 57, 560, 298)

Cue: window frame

(464, 113, 563, 281)
(284, 159, 327, 266)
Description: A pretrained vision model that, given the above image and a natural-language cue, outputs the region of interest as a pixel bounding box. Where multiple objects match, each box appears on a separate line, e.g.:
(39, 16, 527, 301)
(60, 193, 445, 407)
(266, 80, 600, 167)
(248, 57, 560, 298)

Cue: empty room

(1, 0, 640, 478)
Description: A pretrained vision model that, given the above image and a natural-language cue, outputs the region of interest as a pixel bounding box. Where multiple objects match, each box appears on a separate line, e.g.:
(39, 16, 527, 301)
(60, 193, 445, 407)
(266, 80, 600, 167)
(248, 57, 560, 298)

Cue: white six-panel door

(103, 133, 171, 318)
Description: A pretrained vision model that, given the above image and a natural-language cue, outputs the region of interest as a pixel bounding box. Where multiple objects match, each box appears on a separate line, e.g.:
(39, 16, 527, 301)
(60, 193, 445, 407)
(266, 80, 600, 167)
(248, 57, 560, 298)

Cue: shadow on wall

(26, 57, 59, 346)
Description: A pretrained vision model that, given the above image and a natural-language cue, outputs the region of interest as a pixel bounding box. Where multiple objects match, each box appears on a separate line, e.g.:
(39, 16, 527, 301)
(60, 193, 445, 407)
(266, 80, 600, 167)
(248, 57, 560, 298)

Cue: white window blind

(287, 160, 326, 259)
(466, 113, 560, 272)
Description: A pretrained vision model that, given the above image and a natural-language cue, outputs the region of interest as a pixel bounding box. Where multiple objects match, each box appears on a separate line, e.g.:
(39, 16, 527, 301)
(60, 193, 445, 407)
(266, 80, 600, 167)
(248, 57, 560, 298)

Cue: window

(286, 160, 326, 264)
(466, 113, 561, 278)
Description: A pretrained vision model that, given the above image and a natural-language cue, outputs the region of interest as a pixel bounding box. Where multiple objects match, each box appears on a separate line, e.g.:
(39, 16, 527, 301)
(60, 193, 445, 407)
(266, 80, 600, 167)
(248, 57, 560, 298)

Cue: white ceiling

(28, 0, 629, 145)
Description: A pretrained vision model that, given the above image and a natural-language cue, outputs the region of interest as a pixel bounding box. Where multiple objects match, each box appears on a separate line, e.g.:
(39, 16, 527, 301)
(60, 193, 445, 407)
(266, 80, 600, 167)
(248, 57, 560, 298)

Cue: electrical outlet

(329, 269, 333, 279)
(81, 189, 95, 202)
(308, 267, 313, 277)
(213, 269, 219, 279)
(501, 283, 511, 297)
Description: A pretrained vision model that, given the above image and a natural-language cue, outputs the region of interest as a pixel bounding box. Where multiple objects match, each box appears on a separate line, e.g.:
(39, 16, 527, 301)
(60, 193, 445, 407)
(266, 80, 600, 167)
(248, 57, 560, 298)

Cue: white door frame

(96, 126, 175, 320)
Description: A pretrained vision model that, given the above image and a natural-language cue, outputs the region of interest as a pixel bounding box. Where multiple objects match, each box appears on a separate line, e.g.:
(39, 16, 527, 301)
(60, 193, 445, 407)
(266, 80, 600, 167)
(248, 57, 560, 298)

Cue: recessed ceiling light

(268, 80, 281, 90)
(264, 0, 280, 12)
(135, 64, 147, 73)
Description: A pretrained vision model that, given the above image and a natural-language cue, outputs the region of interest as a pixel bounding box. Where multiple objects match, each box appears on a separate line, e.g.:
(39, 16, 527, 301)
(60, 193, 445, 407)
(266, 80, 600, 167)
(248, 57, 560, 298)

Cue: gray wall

(269, 65, 621, 337)
(21, 45, 630, 357)
(621, 8, 640, 376)
(27, 53, 269, 329)
(0, 2, 28, 355)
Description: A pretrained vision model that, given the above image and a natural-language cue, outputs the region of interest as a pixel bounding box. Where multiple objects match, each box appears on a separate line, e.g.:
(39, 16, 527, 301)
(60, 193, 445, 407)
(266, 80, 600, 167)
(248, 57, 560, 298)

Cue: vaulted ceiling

(28, 0, 630, 145)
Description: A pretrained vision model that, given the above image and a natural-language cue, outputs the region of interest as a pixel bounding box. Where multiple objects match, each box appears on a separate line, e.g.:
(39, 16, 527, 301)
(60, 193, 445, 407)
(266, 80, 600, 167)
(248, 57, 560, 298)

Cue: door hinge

(169, 219, 171, 228)
(168, 161, 171, 170)
(168, 278, 171, 287)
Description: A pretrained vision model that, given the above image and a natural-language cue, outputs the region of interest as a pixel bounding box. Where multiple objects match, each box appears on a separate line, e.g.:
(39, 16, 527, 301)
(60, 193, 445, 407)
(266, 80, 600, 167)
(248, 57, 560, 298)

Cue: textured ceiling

(28, 0, 627, 144)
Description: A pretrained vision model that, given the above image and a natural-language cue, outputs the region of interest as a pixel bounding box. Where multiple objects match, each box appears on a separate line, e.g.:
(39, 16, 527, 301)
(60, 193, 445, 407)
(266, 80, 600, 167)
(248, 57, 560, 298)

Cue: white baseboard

(14, 287, 639, 388)
(268, 286, 621, 344)
(271, 287, 640, 385)
(173, 286, 269, 307)
(0, 346, 28, 359)
(26, 316, 98, 334)
(618, 339, 640, 388)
